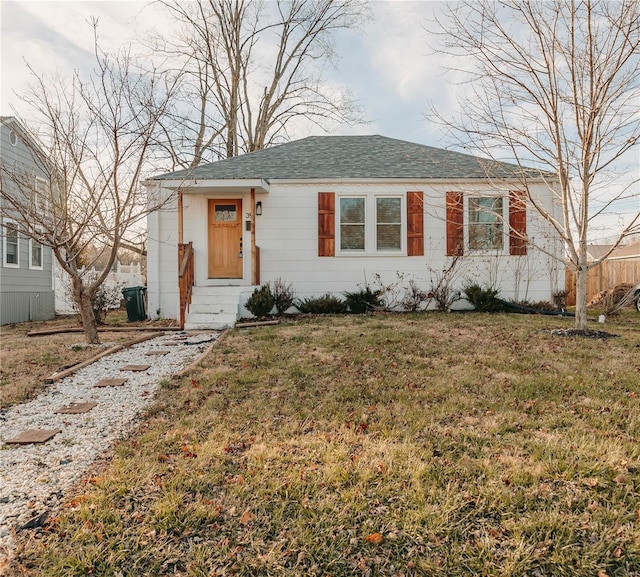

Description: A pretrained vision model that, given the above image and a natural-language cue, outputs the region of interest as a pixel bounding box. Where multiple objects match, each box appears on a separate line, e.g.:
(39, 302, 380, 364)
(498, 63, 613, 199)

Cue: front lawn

(12, 313, 640, 576)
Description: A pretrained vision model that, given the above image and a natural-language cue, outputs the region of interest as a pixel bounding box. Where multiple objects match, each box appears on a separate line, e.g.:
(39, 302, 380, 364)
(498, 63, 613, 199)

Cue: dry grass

(0, 312, 178, 409)
(8, 312, 640, 576)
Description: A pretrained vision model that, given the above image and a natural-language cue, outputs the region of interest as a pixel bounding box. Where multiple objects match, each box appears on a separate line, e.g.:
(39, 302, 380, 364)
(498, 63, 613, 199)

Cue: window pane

(340, 198, 365, 224)
(340, 198, 365, 251)
(377, 224, 401, 250)
(469, 197, 503, 250)
(32, 242, 42, 267)
(6, 226, 18, 264)
(376, 198, 401, 223)
(215, 205, 237, 222)
(340, 224, 365, 250)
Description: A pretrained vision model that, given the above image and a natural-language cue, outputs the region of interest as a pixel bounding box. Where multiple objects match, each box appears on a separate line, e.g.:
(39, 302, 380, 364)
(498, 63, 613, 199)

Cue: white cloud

(1, 1, 172, 116)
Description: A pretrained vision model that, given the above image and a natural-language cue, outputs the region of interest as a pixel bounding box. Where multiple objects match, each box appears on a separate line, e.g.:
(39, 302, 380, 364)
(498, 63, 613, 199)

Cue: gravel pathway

(0, 331, 219, 562)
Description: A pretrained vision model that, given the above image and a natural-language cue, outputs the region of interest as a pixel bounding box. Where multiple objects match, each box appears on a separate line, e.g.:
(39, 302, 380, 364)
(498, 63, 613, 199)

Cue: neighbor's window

(468, 197, 504, 251)
(340, 197, 365, 251)
(376, 197, 402, 251)
(3, 221, 19, 267)
(34, 177, 49, 212)
(30, 236, 43, 269)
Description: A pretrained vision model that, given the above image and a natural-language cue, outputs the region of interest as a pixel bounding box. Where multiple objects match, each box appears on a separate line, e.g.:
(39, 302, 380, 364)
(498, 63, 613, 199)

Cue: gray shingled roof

(153, 135, 547, 181)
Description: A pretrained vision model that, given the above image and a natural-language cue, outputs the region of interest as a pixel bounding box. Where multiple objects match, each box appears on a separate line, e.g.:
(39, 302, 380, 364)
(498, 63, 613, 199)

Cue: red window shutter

(446, 191, 464, 256)
(318, 192, 335, 257)
(509, 190, 527, 255)
(407, 191, 424, 256)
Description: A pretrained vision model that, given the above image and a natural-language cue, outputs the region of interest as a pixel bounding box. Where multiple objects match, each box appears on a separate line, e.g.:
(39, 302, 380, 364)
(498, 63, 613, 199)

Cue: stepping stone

(119, 364, 151, 372)
(55, 402, 97, 414)
(5, 429, 62, 445)
(94, 378, 128, 388)
(145, 350, 170, 356)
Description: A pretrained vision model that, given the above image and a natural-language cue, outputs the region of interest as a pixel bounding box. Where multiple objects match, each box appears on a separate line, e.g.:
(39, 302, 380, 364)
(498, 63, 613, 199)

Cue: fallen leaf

(240, 510, 254, 525)
(365, 532, 383, 544)
(598, 570, 609, 577)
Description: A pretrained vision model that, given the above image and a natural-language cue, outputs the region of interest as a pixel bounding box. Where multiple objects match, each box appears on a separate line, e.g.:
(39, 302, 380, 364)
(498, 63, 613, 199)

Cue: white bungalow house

(146, 135, 564, 329)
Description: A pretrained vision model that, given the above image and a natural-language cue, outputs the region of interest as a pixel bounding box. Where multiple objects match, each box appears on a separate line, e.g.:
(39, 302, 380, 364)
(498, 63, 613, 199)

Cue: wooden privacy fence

(565, 259, 640, 305)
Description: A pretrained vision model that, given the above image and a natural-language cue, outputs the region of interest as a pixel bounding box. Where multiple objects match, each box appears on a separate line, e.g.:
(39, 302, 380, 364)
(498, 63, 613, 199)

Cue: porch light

(255, 201, 262, 216)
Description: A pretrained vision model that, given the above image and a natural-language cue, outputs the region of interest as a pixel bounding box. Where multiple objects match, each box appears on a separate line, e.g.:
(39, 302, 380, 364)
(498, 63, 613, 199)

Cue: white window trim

(464, 194, 509, 255)
(336, 193, 406, 256)
(29, 233, 44, 270)
(2, 219, 20, 268)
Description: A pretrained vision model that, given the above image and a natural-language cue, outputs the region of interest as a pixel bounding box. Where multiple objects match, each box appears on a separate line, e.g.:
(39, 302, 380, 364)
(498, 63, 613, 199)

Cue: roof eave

(146, 178, 271, 194)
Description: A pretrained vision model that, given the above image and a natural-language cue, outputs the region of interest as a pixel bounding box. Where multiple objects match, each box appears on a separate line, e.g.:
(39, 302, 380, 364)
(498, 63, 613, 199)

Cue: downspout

(178, 188, 184, 245)
(152, 183, 162, 320)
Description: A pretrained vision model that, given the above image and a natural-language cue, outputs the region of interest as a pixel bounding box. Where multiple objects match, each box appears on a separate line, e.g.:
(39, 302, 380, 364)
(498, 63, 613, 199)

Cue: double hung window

(338, 196, 403, 254)
(3, 220, 19, 267)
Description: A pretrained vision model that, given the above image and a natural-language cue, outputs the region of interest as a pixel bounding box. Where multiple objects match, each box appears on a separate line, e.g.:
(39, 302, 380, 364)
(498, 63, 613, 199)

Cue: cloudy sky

(1, 0, 638, 240)
(1, 1, 446, 142)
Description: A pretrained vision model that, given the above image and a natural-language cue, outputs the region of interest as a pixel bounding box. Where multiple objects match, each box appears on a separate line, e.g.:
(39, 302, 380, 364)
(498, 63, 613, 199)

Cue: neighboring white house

(146, 135, 564, 329)
(0, 117, 56, 325)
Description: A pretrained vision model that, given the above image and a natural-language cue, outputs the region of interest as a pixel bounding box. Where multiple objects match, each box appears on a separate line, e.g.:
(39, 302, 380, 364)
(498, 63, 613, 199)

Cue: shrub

(271, 278, 296, 315)
(552, 290, 567, 310)
(245, 284, 276, 317)
(463, 283, 505, 312)
(295, 293, 347, 314)
(343, 286, 383, 313)
(400, 279, 429, 312)
(66, 270, 123, 325)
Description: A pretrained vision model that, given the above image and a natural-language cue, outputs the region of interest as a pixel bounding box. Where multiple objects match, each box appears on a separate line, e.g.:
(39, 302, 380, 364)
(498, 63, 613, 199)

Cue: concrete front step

(184, 312, 238, 330)
(184, 286, 252, 329)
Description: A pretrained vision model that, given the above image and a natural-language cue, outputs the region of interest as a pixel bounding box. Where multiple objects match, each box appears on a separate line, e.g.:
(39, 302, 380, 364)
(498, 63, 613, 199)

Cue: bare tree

(0, 28, 177, 343)
(429, 0, 640, 330)
(151, 0, 367, 168)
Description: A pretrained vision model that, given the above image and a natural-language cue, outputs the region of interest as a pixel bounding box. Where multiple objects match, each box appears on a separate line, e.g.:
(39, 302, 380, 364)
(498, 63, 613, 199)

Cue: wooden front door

(208, 199, 243, 278)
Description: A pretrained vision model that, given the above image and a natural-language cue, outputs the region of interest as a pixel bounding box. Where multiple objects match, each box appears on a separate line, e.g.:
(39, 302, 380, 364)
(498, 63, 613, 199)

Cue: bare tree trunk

(72, 278, 99, 344)
(574, 266, 589, 331)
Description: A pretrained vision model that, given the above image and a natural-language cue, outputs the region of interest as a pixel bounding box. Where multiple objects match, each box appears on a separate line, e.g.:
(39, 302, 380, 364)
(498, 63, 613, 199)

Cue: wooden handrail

(178, 242, 194, 329)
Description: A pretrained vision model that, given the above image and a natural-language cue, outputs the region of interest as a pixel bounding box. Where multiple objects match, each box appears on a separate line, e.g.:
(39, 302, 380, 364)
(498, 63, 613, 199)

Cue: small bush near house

(343, 286, 383, 313)
(271, 278, 296, 315)
(463, 283, 505, 312)
(245, 284, 276, 317)
(295, 293, 347, 314)
(400, 279, 429, 311)
(66, 271, 123, 325)
(552, 290, 568, 310)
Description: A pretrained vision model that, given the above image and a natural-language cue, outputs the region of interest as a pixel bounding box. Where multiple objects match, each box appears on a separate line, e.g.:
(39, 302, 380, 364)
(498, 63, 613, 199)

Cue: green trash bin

(122, 286, 147, 322)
